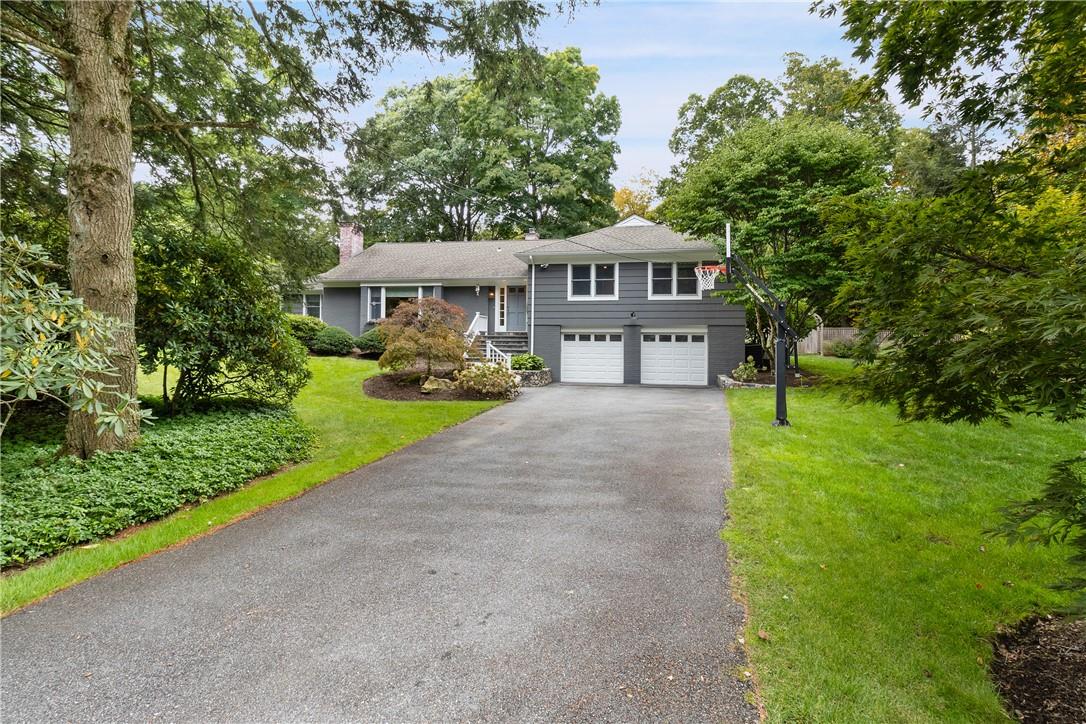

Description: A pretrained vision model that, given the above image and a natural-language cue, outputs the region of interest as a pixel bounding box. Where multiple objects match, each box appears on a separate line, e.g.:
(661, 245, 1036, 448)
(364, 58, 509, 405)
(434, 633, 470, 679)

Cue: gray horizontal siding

(323, 287, 361, 335)
(442, 285, 496, 334)
(530, 262, 744, 327)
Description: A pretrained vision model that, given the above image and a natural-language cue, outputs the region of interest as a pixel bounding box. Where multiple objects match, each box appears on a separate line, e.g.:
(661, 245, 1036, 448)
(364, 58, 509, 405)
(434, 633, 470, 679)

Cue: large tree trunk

(62, 0, 139, 457)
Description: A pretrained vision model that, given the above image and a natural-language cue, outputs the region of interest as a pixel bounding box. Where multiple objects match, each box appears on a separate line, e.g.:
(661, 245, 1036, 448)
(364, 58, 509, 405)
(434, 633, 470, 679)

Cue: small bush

(0, 406, 314, 566)
(355, 327, 386, 356)
(732, 356, 758, 382)
(310, 326, 356, 356)
(510, 353, 545, 371)
(456, 363, 520, 399)
(286, 314, 328, 349)
(825, 340, 860, 360)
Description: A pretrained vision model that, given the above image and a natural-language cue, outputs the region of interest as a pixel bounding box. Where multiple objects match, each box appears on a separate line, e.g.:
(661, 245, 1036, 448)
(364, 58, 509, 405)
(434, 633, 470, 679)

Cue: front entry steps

(482, 332, 528, 357)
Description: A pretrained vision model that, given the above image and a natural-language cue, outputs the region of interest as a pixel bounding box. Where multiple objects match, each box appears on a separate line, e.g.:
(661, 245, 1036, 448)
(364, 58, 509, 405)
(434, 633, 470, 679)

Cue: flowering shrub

(0, 236, 148, 437)
(456, 363, 520, 399)
(731, 356, 758, 382)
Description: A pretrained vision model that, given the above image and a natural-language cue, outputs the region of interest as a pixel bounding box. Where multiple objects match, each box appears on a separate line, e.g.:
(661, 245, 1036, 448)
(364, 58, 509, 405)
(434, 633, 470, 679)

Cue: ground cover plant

(1, 357, 498, 613)
(1, 404, 313, 566)
(724, 356, 1083, 721)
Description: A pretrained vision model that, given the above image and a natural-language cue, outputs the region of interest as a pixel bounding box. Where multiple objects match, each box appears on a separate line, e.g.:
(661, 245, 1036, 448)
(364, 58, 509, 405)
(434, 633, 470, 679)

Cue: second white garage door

(561, 332, 624, 383)
(641, 331, 708, 385)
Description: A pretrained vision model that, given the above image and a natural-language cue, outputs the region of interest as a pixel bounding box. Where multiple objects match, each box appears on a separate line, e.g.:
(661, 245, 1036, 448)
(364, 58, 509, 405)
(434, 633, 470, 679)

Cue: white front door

(561, 331, 624, 384)
(640, 331, 708, 385)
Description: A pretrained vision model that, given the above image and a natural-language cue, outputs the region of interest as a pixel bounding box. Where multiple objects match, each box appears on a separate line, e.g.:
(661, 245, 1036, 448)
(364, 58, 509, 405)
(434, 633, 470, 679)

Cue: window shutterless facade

(366, 285, 435, 322)
(284, 293, 322, 318)
(647, 261, 702, 299)
(567, 263, 619, 300)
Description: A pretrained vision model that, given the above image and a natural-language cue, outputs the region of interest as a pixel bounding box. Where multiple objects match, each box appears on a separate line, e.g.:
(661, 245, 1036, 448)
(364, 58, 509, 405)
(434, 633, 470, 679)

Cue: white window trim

(367, 285, 436, 323)
(295, 293, 322, 319)
(566, 262, 620, 301)
(647, 261, 703, 300)
(366, 286, 386, 322)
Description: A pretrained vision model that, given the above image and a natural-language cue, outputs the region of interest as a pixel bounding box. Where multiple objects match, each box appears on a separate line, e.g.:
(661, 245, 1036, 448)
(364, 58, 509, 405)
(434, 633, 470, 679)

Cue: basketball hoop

(694, 264, 727, 292)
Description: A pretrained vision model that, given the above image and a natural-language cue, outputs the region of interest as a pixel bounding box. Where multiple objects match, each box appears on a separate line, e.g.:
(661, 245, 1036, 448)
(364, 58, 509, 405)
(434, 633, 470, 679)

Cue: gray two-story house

(306, 216, 745, 386)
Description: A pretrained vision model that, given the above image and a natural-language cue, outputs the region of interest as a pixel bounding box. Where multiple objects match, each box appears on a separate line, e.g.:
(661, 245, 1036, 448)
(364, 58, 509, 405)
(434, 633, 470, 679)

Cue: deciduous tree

(1, 0, 559, 455)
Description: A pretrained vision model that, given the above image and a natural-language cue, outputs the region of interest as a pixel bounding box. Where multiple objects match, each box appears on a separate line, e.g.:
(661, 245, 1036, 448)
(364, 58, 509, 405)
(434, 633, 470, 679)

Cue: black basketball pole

(724, 222, 794, 427)
(773, 301, 790, 427)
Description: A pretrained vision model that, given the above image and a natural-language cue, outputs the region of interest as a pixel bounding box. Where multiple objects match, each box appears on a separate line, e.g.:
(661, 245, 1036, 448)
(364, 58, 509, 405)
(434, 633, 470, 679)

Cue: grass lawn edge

(718, 390, 770, 720)
(1, 400, 498, 616)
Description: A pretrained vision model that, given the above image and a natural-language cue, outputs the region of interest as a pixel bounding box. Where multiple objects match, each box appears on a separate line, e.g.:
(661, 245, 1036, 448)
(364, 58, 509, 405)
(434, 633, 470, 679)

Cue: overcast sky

(326, 1, 930, 188)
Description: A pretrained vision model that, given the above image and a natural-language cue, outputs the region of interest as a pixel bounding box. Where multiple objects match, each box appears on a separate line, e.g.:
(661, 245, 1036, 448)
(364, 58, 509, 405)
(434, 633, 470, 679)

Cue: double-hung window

(303, 294, 321, 318)
(568, 263, 619, 300)
(648, 262, 702, 298)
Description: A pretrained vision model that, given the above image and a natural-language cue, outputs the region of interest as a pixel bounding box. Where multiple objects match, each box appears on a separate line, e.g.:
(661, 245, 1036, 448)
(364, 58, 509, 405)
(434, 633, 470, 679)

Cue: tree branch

(0, 20, 74, 62)
(132, 120, 260, 132)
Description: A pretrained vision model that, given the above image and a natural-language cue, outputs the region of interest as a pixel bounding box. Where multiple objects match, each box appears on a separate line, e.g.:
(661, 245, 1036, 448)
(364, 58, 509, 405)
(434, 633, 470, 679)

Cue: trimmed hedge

(0, 406, 314, 566)
(310, 326, 355, 355)
(286, 314, 327, 349)
(355, 327, 385, 356)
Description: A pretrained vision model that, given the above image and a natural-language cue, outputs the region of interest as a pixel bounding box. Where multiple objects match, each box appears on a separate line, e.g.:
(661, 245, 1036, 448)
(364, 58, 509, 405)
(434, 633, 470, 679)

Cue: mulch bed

(363, 369, 495, 402)
(749, 369, 822, 388)
(991, 614, 1086, 723)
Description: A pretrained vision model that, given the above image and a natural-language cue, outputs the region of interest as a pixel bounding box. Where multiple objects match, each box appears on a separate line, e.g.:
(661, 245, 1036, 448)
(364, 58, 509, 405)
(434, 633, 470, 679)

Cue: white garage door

(561, 332, 624, 384)
(641, 332, 708, 386)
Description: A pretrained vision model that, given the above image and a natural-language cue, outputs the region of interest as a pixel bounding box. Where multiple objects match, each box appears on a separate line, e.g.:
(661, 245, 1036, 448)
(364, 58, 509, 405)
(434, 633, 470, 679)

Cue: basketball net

(694, 264, 726, 292)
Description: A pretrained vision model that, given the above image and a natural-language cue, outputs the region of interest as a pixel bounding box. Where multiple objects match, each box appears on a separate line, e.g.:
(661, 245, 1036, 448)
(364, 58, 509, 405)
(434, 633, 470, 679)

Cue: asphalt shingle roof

(319, 239, 553, 283)
(317, 220, 719, 284)
(521, 223, 718, 256)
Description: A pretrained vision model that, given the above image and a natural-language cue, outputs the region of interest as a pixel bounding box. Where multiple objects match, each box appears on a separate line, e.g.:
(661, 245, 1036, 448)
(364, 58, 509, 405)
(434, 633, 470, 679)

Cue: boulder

(421, 376, 456, 394)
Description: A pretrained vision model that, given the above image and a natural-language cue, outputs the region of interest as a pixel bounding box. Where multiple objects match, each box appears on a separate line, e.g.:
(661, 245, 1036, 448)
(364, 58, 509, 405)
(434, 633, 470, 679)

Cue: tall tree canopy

(660, 117, 883, 357)
(1, 0, 559, 455)
(346, 47, 620, 242)
(668, 75, 780, 168)
(666, 53, 899, 171)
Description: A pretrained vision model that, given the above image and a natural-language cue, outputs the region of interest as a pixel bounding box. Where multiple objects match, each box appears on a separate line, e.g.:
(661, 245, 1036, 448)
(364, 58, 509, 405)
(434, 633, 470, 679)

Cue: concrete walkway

(1, 385, 756, 722)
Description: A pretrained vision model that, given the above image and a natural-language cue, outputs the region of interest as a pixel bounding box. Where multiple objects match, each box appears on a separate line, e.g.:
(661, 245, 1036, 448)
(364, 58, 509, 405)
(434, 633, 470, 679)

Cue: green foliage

(822, 4, 1086, 609)
(831, 179, 1086, 425)
(310, 326, 355, 356)
(891, 126, 968, 197)
(456, 363, 520, 399)
(994, 455, 1086, 616)
(0, 237, 148, 438)
(510, 353, 545, 371)
(731, 357, 758, 382)
(135, 214, 311, 409)
(347, 48, 620, 241)
(779, 52, 900, 160)
(355, 328, 386, 357)
(825, 1, 1085, 136)
(378, 298, 468, 376)
(669, 74, 780, 167)
(825, 338, 865, 359)
(0, 405, 313, 566)
(286, 314, 328, 350)
(667, 53, 900, 173)
(661, 116, 883, 361)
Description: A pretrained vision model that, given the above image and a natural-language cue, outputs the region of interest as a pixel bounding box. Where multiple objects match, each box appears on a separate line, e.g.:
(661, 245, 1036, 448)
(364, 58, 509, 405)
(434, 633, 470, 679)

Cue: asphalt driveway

(1, 385, 756, 722)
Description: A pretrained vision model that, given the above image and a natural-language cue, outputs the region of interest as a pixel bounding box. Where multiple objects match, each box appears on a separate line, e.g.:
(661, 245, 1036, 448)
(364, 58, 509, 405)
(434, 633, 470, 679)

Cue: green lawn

(724, 355, 1084, 722)
(2, 357, 498, 614)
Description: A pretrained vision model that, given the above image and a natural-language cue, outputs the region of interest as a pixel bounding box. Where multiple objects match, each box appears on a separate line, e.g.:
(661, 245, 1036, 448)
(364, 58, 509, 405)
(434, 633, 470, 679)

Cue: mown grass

(724, 355, 1084, 722)
(2, 357, 498, 614)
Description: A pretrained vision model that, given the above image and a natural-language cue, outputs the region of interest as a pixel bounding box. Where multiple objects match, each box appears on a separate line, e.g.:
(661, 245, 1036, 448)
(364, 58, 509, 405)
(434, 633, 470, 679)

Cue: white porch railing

(485, 340, 511, 368)
(465, 312, 488, 344)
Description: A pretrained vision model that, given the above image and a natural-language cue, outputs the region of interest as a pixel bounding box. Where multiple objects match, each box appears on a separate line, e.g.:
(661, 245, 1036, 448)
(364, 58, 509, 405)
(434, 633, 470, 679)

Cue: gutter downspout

(529, 256, 536, 354)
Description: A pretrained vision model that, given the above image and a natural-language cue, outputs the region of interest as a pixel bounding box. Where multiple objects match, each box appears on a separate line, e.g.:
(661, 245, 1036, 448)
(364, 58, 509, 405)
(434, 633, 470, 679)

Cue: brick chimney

(524, 227, 539, 241)
(337, 222, 364, 264)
